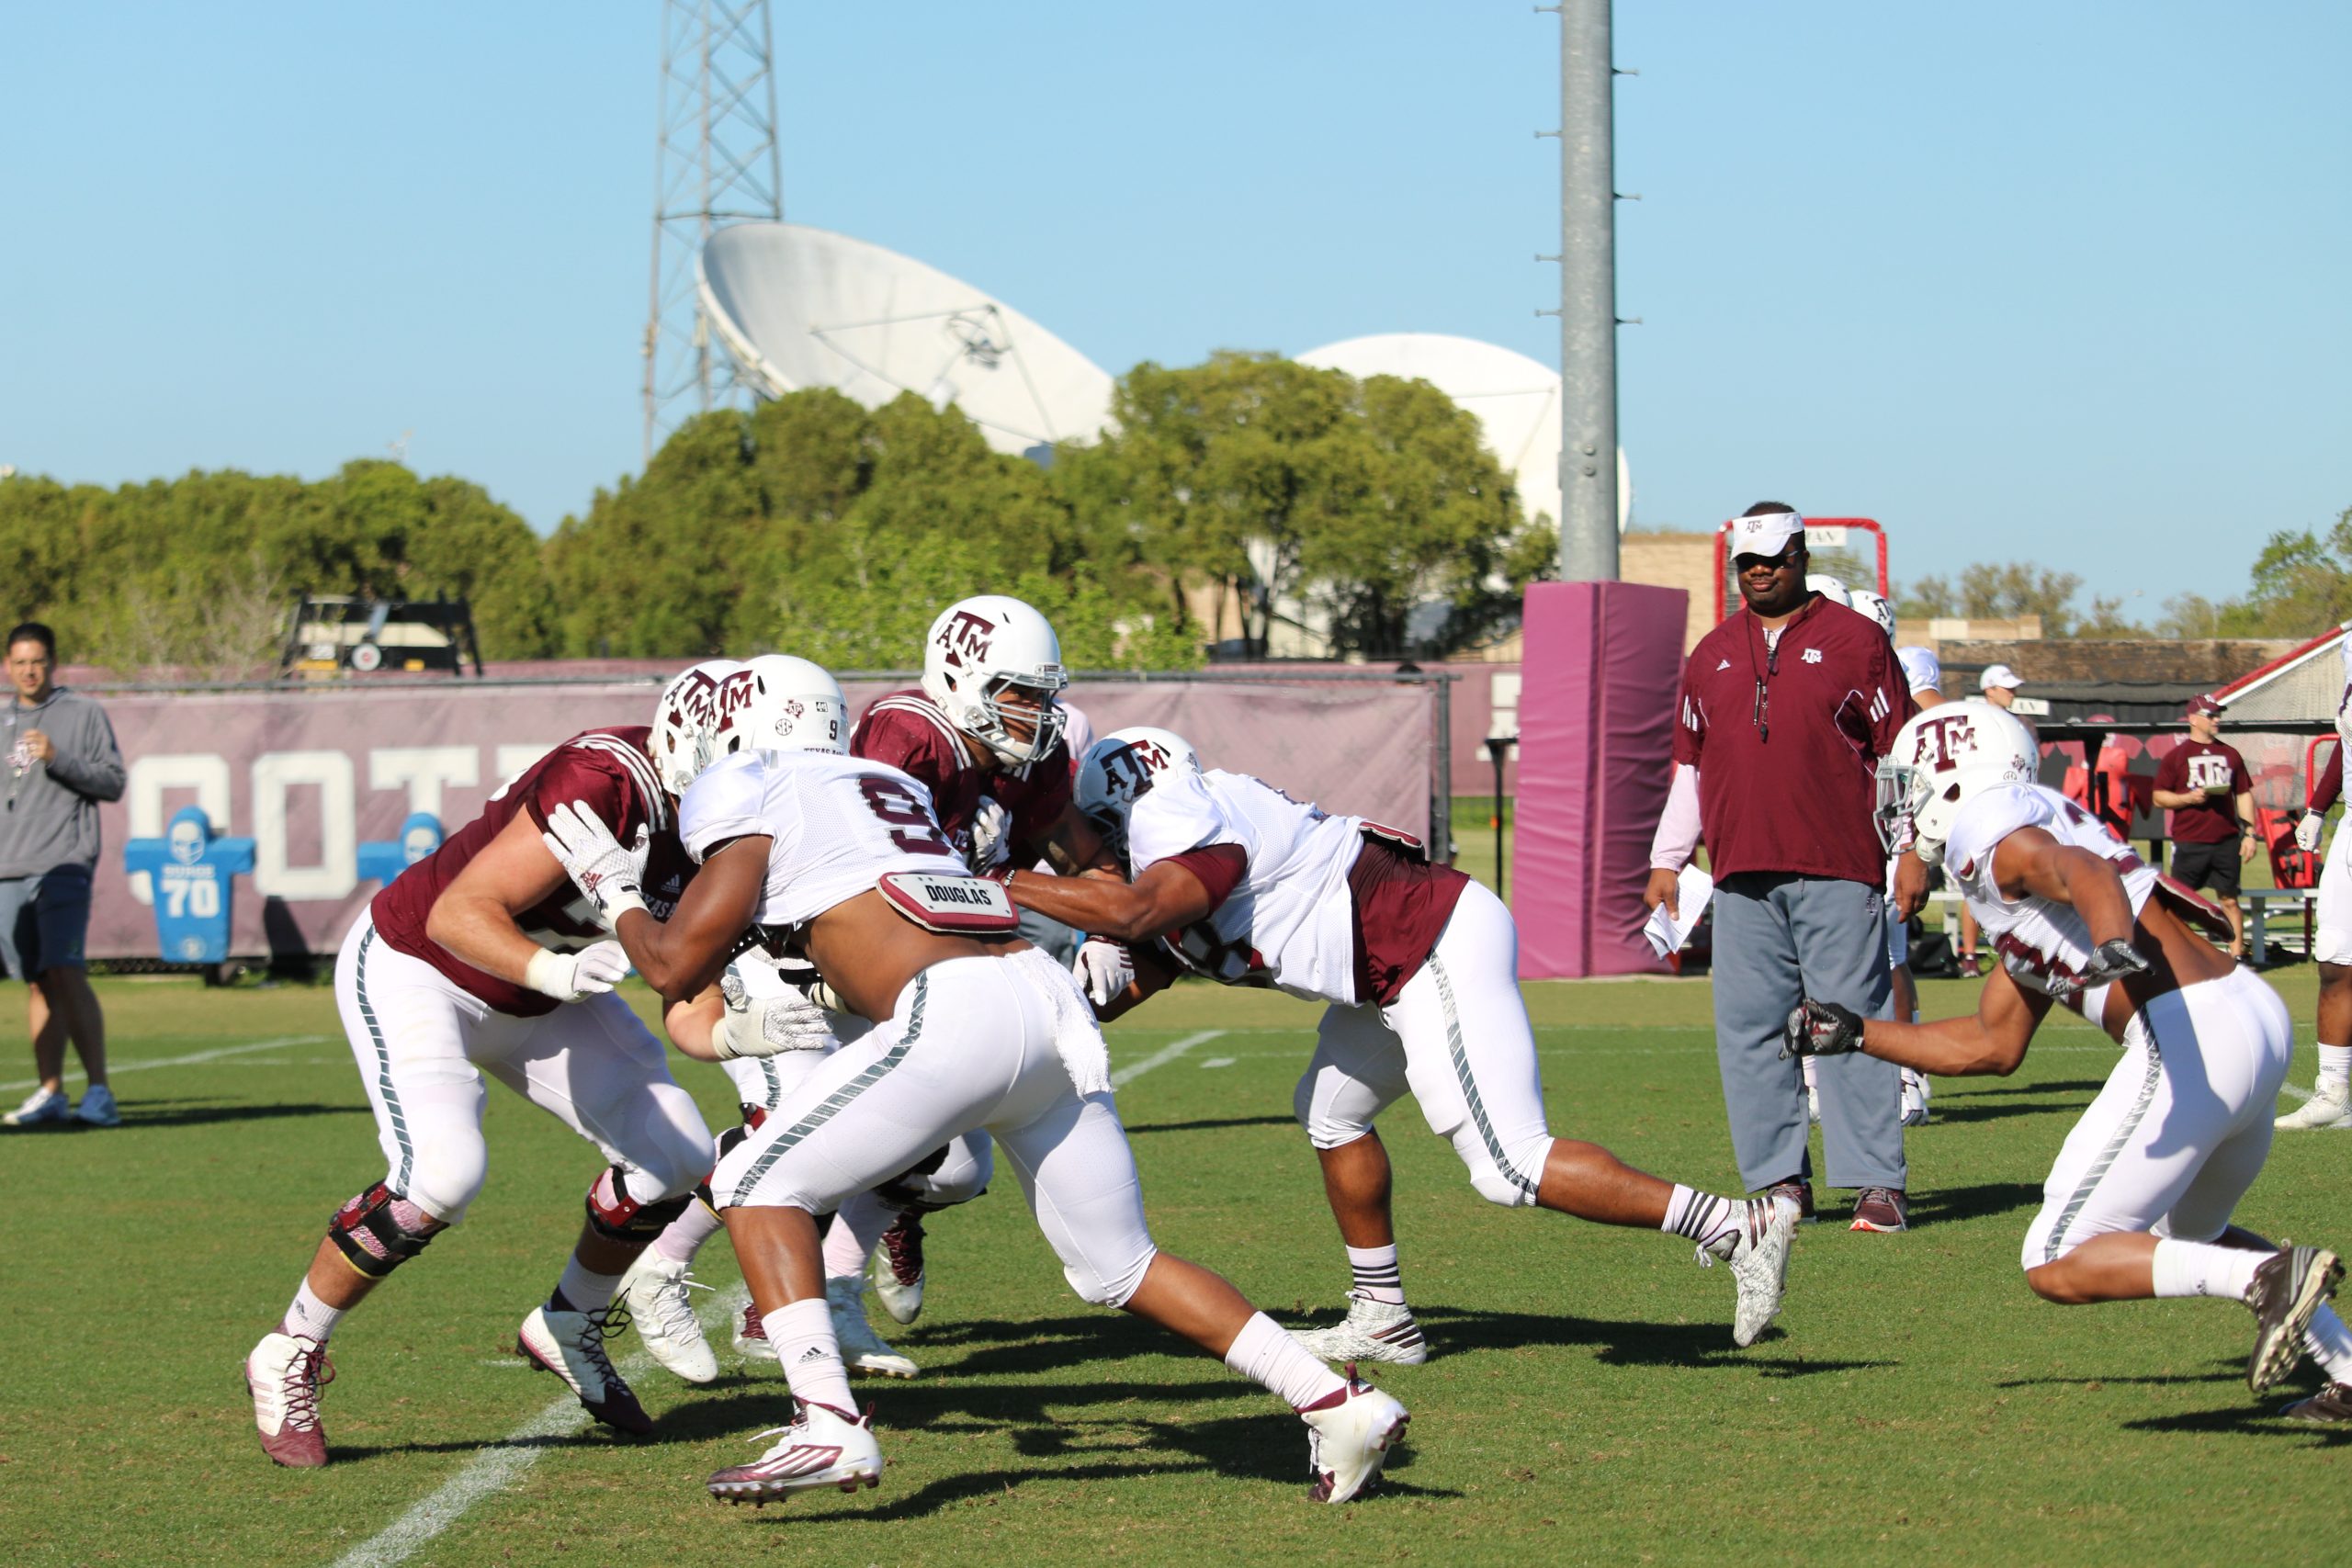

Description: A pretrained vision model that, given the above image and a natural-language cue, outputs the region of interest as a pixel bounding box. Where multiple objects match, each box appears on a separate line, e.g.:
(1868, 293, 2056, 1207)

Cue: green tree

(1895, 561, 2140, 638)
(2224, 507, 2352, 637)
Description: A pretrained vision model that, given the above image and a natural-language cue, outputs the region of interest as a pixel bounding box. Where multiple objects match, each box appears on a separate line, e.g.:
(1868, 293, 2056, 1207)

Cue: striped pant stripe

(354, 926, 415, 1195)
(729, 976, 929, 1209)
(2043, 1043, 2165, 1264)
(1430, 953, 1541, 1201)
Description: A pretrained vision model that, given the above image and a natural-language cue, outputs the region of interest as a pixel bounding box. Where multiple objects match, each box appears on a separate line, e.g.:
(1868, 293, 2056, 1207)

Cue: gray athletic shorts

(0, 865, 93, 981)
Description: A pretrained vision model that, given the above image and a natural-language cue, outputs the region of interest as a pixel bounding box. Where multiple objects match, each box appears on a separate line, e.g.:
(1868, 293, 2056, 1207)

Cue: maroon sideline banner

(84, 677, 1437, 961)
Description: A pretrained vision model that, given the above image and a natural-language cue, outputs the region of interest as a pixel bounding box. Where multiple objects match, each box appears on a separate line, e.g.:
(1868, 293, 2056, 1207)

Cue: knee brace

(1063, 1244, 1158, 1309)
(585, 1164, 697, 1243)
(328, 1182, 443, 1279)
(1460, 1131, 1549, 1209)
(1294, 1063, 1395, 1151)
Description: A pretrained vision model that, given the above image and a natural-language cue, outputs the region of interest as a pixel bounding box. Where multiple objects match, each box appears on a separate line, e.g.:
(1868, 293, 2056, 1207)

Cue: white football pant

(2316, 820, 2352, 965)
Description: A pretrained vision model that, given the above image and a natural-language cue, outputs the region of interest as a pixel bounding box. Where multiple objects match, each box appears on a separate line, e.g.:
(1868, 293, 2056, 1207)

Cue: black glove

(2079, 938, 2150, 986)
(1781, 998, 1866, 1060)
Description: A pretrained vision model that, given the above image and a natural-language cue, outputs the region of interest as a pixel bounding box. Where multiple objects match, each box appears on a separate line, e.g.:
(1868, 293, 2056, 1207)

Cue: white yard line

(0, 1034, 324, 1095)
(1110, 1029, 1226, 1088)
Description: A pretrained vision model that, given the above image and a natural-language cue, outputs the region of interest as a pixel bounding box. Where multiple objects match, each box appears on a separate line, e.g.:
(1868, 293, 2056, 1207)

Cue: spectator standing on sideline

(2154, 694, 2257, 961)
(0, 623, 127, 1128)
(1956, 664, 2031, 976)
(1645, 504, 1921, 1232)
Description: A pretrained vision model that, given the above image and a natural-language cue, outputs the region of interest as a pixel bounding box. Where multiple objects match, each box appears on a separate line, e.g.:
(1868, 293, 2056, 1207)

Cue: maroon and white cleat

(516, 1303, 652, 1435)
(246, 1330, 334, 1468)
(1299, 1362, 1409, 1504)
(873, 1212, 927, 1325)
(734, 1302, 778, 1362)
(707, 1402, 885, 1504)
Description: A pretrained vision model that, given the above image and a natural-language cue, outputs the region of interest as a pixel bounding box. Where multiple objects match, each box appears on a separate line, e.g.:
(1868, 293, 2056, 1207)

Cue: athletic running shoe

(245, 1330, 333, 1468)
(3, 1086, 67, 1128)
(827, 1276, 918, 1379)
(1300, 1365, 1409, 1505)
(517, 1303, 653, 1434)
(1724, 1197, 1798, 1348)
(872, 1212, 927, 1325)
(1767, 1178, 1816, 1224)
(1291, 1292, 1429, 1367)
(616, 1250, 718, 1384)
(2248, 1247, 2344, 1393)
(735, 1302, 777, 1363)
(2280, 1381, 2352, 1425)
(707, 1401, 884, 1503)
(73, 1084, 120, 1127)
(2277, 1084, 2352, 1131)
(1849, 1187, 1909, 1234)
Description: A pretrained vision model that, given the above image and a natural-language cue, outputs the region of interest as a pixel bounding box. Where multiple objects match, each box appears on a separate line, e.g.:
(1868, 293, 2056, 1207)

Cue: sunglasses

(1732, 547, 1804, 572)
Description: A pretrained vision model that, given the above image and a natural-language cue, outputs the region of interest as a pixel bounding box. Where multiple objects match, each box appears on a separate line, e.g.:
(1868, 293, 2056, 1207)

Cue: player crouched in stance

(1009, 728, 1799, 1361)
(242, 668, 744, 1467)
(539, 689, 1411, 1506)
(1785, 700, 2352, 1417)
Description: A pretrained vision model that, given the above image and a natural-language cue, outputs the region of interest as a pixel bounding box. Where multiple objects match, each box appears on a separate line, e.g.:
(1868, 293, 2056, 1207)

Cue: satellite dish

(1295, 333, 1631, 535)
(699, 222, 1115, 457)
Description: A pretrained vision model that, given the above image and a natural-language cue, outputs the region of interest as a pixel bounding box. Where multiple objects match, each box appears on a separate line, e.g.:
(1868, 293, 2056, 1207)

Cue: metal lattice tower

(642, 0, 784, 461)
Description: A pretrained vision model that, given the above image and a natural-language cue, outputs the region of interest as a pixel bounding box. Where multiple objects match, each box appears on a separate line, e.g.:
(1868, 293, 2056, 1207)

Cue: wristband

(523, 948, 574, 1001)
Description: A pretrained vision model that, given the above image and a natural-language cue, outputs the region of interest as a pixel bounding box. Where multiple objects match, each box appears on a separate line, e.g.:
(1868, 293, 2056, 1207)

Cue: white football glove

(1072, 937, 1136, 1009)
(714, 983, 837, 1059)
(969, 795, 1012, 875)
(2297, 813, 2324, 854)
(524, 940, 631, 1003)
(540, 800, 650, 926)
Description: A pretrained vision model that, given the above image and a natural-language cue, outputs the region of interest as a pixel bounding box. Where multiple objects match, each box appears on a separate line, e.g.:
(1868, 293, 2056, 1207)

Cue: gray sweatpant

(1710, 873, 1905, 1192)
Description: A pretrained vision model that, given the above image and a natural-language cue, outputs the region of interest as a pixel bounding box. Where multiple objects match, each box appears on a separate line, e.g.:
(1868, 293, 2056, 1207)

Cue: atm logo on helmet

(1101, 739, 1173, 802)
(936, 610, 997, 671)
(1910, 714, 1979, 773)
(673, 668, 759, 732)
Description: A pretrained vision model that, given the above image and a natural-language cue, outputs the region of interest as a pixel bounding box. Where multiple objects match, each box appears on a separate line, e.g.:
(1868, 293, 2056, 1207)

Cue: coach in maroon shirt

(1645, 503, 1920, 1232)
(2152, 694, 2257, 958)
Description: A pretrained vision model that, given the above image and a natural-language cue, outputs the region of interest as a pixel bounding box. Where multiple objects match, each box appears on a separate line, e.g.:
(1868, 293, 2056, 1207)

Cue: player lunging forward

(540, 715, 1411, 1506)
(1785, 700, 2352, 1413)
(1007, 728, 1799, 1363)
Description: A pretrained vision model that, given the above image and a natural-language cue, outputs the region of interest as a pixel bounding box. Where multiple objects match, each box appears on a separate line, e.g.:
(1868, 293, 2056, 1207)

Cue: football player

(242, 661, 767, 1467)
(538, 703, 1412, 1506)
(2280, 639, 2352, 1131)
(1002, 728, 1800, 1365)
(1785, 699, 2352, 1418)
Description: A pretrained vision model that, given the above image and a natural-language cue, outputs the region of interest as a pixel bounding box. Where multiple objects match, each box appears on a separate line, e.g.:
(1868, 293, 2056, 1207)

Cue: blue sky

(5, 2, 2346, 615)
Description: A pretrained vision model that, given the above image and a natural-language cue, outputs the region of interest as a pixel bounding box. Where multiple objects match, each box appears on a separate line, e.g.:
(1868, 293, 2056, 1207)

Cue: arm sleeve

(1162, 844, 1246, 914)
(1009, 747, 1077, 865)
(852, 705, 955, 795)
(679, 752, 777, 863)
(45, 704, 125, 802)
(1669, 667, 1704, 767)
(1868, 637, 1915, 757)
(2152, 748, 2184, 793)
(1126, 776, 1232, 876)
(521, 749, 632, 837)
(1649, 762, 1702, 871)
(2313, 747, 2342, 813)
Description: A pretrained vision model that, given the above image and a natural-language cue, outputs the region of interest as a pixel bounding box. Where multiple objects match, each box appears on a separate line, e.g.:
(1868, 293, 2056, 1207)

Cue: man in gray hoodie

(1, 624, 126, 1128)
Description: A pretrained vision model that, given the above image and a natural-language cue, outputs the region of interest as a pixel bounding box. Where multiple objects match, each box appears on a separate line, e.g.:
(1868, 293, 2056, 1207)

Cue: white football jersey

(680, 750, 970, 933)
(1944, 783, 2156, 998)
(1125, 769, 1367, 1004)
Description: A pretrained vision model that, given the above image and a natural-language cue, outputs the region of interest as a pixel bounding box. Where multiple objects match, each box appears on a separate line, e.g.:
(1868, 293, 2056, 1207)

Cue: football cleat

(2247, 1247, 2344, 1393)
(517, 1303, 653, 1434)
(735, 1302, 777, 1363)
(1720, 1196, 1798, 1348)
(1768, 1178, 1816, 1225)
(2277, 1085, 2352, 1131)
(1291, 1292, 1429, 1367)
(2280, 1381, 2352, 1425)
(3, 1086, 68, 1128)
(872, 1212, 927, 1325)
(707, 1401, 885, 1504)
(827, 1276, 918, 1379)
(1899, 1069, 1932, 1127)
(245, 1330, 334, 1468)
(1300, 1365, 1409, 1505)
(73, 1084, 121, 1127)
(616, 1250, 718, 1384)
(1849, 1187, 1909, 1234)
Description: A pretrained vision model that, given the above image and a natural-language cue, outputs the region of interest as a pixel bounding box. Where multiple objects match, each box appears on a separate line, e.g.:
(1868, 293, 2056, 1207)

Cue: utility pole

(1542, 0, 1619, 581)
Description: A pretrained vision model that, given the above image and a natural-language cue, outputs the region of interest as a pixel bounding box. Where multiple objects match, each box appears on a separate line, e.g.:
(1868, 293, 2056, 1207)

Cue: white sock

(1663, 1184, 1764, 1261)
(1224, 1311, 1346, 1411)
(769, 1296, 858, 1414)
(282, 1280, 345, 1341)
(2150, 1239, 2265, 1302)
(2319, 1044, 2352, 1093)
(822, 1190, 895, 1281)
(1345, 1244, 1407, 1306)
(2306, 1303, 2352, 1383)
(553, 1256, 625, 1313)
(652, 1200, 721, 1266)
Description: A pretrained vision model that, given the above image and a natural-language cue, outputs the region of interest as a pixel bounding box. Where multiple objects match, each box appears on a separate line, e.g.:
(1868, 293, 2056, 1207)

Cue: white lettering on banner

(124, 754, 234, 906)
(252, 750, 357, 899)
(370, 748, 480, 819)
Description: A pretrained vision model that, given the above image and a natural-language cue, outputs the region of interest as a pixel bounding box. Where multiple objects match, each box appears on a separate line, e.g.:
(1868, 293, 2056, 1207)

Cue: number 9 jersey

(679, 750, 971, 934)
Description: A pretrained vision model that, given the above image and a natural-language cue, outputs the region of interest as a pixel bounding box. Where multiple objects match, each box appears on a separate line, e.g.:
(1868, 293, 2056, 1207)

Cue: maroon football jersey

(2154, 739, 2252, 844)
(369, 727, 695, 1017)
(851, 688, 1074, 868)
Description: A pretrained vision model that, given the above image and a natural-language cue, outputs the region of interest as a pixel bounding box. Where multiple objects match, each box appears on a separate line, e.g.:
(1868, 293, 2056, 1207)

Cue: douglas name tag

(876, 872, 1022, 934)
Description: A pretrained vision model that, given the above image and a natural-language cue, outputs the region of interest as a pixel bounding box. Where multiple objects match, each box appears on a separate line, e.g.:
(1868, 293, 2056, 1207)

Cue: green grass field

(5, 966, 2348, 1567)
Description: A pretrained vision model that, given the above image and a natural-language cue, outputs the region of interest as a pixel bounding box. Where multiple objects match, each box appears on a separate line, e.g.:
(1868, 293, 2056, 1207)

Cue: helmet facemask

(965, 670, 1069, 766)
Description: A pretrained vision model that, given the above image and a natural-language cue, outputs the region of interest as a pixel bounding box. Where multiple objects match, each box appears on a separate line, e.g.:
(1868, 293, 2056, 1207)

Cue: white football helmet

(733, 654, 850, 757)
(1847, 587, 1897, 642)
(1805, 574, 1851, 609)
(1075, 726, 1201, 856)
(650, 659, 753, 796)
(1875, 699, 2040, 855)
(921, 594, 1069, 767)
